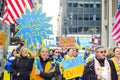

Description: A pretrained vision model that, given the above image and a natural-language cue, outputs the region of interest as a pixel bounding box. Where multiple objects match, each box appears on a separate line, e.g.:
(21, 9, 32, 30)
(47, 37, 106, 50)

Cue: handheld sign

(59, 36, 75, 48)
(16, 8, 53, 50)
(62, 56, 85, 79)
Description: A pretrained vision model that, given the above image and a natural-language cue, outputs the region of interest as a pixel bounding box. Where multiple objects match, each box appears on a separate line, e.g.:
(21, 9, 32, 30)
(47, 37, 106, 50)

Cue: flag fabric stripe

(24, 0, 31, 11)
(8, 0, 20, 18)
(2, 8, 8, 22)
(112, 3, 120, 44)
(116, 10, 120, 18)
(116, 37, 120, 43)
(15, 0, 24, 14)
(113, 31, 120, 39)
(8, 14, 14, 23)
(28, 0, 34, 9)
(2, 8, 10, 24)
(7, 9, 17, 23)
(7, 1, 18, 19)
(2, 0, 33, 24)
(112, 23, 120, 36)
(22, 0, 26, 7)
(112, 18, 120, 32)
(12, 0, 22, 17)
(19, 0, 26, 13)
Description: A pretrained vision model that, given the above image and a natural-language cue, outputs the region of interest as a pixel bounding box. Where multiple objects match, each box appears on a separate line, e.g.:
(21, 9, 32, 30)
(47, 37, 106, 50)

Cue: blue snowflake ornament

(16, 8, 53, 50)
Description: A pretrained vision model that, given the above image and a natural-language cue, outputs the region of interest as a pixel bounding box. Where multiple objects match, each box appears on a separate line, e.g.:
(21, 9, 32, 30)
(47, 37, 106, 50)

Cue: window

(78, 14, 83, 20)
(69, 27, 72, 33)
(67, 3, 72, 7)
(78, 17, 82, 20)
(73, 14, 77, 20)
(73, 3, 78, 7)
(96, 14, 101, 20)
(84, 14, 89, 20)
(90, 17, 93, 20)
(73, 27, 77, 33)
(96, 4, 100, 8)
(84, 4, 89, 8)
(78, 27, 83, 32)
(89, 27, 94, 33)
(90, 4, 93, 8)
(90, 14, 93, 20)
(96, 17, 100, 20)
(84, 17, 89, 20)
(95, 27, 100, 33)
(84, 27, 89, 33)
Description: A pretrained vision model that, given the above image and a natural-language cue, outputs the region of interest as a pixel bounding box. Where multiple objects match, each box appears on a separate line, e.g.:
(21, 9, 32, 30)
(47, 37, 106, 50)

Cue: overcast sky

(42, 0, 60, 36)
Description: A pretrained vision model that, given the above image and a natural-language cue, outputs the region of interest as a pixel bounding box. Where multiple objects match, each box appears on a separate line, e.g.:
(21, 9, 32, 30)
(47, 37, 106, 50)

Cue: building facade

(61, 0, 101, 36)
(101, 0, 117, 48)
(59, 0, 118, 47)
(0, 0, 4, 17)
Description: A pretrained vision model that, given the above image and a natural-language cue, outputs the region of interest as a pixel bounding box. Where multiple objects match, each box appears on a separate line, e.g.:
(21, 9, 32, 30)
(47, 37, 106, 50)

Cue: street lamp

(64, 18, 68, 37)
(64, 14, 73, 37)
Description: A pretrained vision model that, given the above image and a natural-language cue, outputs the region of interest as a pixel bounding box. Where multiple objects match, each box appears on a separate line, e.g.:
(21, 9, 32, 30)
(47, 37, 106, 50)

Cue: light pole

(64, 18, 68, 37)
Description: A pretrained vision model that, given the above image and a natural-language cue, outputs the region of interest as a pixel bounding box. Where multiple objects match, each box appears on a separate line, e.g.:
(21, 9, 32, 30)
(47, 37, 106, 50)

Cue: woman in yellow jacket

(30, 46, 60, 80)
(111, 47, 120, 80)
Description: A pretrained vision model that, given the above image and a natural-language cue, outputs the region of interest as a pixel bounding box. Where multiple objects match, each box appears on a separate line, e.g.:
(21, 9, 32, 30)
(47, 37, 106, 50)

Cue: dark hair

(12, 49, 19, 55)
(95, 46, 104, 53)
(67, 48, 73, 52)
(50, 49, 55, 53)
(113, 47, 120, 53)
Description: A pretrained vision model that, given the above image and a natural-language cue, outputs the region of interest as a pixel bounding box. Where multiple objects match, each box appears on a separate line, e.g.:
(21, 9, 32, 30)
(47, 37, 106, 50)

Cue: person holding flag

(30, 46, 60, 80)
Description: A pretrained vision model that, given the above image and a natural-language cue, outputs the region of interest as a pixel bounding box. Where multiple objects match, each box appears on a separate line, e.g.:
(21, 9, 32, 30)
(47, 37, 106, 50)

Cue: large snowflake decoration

(16, 8, 53, 50)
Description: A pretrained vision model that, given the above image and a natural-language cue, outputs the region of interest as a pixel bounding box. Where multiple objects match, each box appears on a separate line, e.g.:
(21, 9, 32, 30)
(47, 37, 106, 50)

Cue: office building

(59, 0, 118, 47)
(61, 0, 101, 36)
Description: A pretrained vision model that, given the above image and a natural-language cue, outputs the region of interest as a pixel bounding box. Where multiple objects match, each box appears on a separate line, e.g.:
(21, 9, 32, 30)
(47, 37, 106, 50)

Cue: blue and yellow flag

(75, 37, 83, 50)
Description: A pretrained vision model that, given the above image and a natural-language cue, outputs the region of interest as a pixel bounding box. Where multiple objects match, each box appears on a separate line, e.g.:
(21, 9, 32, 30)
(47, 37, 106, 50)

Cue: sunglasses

(98, 50, 106, 53)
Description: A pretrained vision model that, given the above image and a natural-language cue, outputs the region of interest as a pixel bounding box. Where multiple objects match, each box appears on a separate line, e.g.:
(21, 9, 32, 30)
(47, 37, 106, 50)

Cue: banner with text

(62, 56, 85, 79)
(59, 36, 75, 48)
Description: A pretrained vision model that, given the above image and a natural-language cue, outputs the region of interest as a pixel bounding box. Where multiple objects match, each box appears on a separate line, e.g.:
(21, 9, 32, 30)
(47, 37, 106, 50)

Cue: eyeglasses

(98, 50, 106, 53)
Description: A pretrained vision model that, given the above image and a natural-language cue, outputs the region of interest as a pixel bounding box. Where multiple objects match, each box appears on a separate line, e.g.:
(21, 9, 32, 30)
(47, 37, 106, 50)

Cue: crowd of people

(3, 41, 120, 80)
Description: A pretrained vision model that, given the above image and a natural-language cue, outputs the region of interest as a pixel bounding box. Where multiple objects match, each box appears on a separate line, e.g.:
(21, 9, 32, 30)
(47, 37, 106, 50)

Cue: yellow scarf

(111, 58, 120, 80)
(30, 61, 55, 80)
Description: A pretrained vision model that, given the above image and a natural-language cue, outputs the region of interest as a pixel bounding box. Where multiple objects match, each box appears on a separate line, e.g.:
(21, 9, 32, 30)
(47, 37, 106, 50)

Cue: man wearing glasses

(83, 46, 118, 80)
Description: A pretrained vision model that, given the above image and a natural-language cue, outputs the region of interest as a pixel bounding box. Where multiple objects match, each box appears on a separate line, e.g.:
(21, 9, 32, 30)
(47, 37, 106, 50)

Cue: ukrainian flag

(75, 37, 83, 50)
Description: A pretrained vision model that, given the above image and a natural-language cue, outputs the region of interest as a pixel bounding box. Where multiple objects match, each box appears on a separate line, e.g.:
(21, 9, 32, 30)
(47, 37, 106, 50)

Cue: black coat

(83, 59, 118, 80)
(11, 57, 34, 80)
(39, 56, 60, 80)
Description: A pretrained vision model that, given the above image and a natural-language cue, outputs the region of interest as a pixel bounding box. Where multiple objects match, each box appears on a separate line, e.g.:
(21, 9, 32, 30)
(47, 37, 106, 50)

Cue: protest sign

(62, 56, 84, 79)
(59, 36, 75, 48)
(16, 8, 53, 50)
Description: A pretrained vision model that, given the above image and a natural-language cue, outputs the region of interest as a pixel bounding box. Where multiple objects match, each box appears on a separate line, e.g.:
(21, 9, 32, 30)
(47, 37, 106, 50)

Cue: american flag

(2, 0, 33, 24)
(112, 2, 120, 44)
